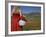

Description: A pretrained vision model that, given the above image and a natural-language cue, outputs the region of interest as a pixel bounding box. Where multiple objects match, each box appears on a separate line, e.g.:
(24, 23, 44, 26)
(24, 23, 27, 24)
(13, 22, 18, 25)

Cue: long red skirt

(11, 14, 23, 31)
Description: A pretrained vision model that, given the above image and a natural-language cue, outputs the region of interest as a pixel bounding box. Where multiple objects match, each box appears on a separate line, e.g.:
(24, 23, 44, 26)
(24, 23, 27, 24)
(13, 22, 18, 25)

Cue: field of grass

(23, 15, 41, 31)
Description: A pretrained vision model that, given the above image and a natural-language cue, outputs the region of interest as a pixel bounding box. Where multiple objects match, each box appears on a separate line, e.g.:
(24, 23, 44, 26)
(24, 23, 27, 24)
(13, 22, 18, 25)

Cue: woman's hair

(11, 6, 21, 16)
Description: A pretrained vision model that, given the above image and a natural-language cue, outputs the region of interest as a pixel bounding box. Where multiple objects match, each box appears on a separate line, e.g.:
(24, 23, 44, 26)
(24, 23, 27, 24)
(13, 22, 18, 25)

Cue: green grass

(23, 15, 41, 31)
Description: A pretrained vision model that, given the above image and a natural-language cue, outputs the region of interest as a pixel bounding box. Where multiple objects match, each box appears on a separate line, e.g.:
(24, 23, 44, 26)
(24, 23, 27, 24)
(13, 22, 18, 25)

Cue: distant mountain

(23, 12, 41, 15)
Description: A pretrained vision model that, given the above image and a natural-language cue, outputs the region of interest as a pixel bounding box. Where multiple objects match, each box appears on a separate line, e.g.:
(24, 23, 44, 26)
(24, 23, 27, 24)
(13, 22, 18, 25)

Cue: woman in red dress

(11, 7, 27, 31)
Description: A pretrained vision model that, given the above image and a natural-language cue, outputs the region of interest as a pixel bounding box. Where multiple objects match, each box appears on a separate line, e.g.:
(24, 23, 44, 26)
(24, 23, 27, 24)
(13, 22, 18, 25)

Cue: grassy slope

(23, 15, 41, 31)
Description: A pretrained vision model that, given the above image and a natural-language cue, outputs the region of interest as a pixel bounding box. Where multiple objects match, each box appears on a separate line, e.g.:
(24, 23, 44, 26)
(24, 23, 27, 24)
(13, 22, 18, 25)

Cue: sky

(11, 6, 41, 14)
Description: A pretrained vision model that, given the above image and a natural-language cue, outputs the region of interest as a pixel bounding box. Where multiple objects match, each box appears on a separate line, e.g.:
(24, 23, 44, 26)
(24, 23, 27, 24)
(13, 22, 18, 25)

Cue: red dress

(11, 13, 24, 31)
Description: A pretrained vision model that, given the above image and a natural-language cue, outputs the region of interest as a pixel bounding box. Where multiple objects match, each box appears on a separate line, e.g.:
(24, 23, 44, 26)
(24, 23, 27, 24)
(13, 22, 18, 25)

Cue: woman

(11, 7, 27, 31)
